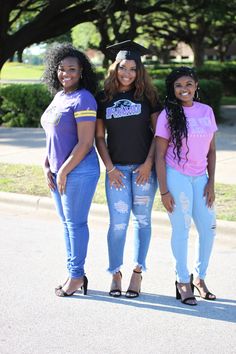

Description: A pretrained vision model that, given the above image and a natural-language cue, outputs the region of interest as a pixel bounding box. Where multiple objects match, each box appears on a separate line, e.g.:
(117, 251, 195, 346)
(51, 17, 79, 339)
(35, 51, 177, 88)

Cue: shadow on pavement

(59, 289, 236, 323)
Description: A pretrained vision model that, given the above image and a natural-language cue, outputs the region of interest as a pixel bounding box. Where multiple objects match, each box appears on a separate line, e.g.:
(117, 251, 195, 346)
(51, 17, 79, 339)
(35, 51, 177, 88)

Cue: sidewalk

(0, 106, 235, 184)
(0, 106, 236, 238)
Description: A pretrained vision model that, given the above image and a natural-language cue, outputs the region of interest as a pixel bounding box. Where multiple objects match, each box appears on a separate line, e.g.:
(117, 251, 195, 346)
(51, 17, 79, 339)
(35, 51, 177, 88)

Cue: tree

(0, 0, 174, 70)
(140, 0, 236, 67)
(1, 0, 235, 72)
(0, 0, 124, 71)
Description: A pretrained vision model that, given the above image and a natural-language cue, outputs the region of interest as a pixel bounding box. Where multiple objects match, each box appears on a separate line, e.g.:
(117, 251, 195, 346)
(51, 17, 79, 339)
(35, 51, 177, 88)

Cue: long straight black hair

(165, 66, 199, 162)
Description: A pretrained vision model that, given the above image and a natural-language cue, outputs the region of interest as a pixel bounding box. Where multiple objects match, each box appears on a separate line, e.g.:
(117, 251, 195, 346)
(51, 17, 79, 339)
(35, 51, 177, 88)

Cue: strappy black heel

(175, 281, 197, 306)
(55, 277, 69, 291)
(190, 274, 216, 300)
(55, 275, 88, 297)
(125, 270, 142, 298)
(109, 271, 122, 297)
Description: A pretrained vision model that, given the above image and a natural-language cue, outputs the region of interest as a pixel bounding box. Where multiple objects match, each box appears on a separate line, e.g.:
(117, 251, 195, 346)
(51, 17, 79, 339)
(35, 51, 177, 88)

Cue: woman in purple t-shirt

(41, 43, 100, 297)
(155, 67, 217, 306)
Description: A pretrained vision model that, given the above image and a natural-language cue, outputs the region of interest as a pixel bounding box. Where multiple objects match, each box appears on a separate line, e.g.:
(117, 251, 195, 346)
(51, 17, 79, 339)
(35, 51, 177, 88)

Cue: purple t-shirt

(155, 102, 218, 176)
(41, 89, 97, 173)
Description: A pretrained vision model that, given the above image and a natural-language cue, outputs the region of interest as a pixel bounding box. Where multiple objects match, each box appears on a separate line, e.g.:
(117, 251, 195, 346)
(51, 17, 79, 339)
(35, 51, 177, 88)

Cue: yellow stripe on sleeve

(74, 110, 96, 118)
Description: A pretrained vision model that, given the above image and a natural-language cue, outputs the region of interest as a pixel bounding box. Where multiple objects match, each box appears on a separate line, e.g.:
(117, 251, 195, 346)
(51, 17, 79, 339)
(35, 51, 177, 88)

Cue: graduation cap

(106, 40, 152, 62)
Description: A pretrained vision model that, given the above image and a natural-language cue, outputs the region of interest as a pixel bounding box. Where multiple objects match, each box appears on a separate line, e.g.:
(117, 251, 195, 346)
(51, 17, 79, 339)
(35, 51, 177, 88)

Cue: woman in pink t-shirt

(155, 67, 217, 306)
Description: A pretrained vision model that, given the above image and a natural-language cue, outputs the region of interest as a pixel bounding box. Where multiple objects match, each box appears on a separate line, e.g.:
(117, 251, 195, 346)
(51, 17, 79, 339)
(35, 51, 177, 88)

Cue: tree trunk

(17, 49, 23, 63)
(191, 41, 205, 68)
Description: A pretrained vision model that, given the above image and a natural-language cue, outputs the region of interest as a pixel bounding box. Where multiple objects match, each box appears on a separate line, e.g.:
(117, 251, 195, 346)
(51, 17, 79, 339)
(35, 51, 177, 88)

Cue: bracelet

(161, 190, 169, 196)
(107, 166, 116, 174)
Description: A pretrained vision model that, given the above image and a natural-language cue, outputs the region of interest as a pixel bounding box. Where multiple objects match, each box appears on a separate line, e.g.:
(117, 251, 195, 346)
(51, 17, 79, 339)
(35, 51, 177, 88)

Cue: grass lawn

(0, 163, 235, 222)
(221, 96, 236, 105)
(1, 62, 44, 80)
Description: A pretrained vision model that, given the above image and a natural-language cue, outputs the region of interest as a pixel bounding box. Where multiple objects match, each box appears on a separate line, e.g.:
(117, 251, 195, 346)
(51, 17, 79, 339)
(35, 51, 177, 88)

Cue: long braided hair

(165, 66, 199, 162)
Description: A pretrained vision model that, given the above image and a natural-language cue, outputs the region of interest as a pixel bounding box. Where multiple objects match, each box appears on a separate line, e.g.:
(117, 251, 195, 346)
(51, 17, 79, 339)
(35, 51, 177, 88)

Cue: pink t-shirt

(155, 102, 217, 176)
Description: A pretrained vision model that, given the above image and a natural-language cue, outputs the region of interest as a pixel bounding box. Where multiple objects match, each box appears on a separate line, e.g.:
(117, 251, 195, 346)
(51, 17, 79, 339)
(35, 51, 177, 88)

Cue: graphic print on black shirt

(106, 99, 141, 119)
(97, 90, 161, 165)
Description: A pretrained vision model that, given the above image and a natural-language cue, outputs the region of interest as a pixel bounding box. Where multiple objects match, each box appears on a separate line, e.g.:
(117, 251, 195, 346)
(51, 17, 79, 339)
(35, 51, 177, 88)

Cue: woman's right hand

(161, 192, 175, 213)
(108, 168, 125, 189)
(43, 166, 56, 191)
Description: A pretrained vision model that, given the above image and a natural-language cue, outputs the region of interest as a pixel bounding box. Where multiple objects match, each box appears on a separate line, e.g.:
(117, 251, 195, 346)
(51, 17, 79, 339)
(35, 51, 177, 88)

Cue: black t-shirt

(96, 90, 162, 165)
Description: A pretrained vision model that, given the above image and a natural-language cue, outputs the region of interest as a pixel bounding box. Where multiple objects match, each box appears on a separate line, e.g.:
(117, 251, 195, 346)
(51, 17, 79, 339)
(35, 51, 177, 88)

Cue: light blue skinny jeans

(166, 166, 216, 283)
(105, 164, 158, 274)
(51, 148, 100, 279)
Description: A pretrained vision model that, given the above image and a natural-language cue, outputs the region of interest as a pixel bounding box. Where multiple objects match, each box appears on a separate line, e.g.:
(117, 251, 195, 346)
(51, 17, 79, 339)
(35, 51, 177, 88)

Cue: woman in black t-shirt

(96, 41, 161, 298)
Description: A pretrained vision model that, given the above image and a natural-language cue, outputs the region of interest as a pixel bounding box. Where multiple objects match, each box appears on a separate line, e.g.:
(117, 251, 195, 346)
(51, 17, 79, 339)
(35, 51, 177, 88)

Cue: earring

(80, 72, 83, 79)
(195, 87, 200, 100)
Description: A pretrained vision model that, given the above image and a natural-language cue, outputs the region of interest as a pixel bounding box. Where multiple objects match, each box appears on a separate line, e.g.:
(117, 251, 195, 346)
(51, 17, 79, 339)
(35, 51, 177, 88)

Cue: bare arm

(95, 119, 113, 172)
(43, 155, 56, 191)
(204, 134, 216, 207)
(155, 136, 175, 213)
(95, 119, 124, 188)
(56, 121, 96, 194)
(135, 112, 159, 184)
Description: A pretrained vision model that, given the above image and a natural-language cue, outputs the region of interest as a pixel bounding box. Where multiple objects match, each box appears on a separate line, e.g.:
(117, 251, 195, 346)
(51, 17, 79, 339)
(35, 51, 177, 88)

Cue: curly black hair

(42, 43, 97, 95)
(165, 66, 199, 162)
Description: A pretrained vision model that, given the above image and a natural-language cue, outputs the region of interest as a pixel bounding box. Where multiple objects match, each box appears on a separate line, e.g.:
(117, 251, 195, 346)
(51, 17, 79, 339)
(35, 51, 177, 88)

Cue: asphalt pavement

(0, 106, 236, 353)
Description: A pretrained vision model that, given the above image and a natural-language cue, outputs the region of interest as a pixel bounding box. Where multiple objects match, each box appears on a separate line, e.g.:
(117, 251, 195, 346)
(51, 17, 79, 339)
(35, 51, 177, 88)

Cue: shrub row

(148, 62, 236, 96)
(0, 79, 222, 127)
(0, 84, 52, 127)
(93, 62, 236, 96)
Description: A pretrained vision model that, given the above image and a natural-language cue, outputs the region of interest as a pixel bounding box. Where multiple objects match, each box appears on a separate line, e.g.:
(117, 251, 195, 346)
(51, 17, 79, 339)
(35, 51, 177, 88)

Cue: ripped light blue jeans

(51, 148, 100, 279)
(105, 164, 158, 274)
(166, 166, 216, 283)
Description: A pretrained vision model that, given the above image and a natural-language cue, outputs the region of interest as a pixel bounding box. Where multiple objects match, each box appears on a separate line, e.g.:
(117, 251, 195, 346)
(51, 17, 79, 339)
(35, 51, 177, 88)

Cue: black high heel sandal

(55, 275, 88, 297)
(175, 281, 197, 306)
(190, 274, 216, 301)
(55, 277, 69, 291)
(125, 270, 142, 298)
(109, 271, 122, 297)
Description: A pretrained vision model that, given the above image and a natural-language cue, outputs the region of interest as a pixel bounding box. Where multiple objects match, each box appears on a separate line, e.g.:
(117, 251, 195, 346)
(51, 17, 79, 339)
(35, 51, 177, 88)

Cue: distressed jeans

(105, 164, 158, 273)
(51, 148, 100, 278)
(166, 166, 216, 283)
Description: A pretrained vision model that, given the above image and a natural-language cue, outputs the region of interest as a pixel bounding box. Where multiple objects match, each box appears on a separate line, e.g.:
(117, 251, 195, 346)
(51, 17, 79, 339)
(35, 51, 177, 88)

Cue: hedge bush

(0, 79, 223, 127)
(148, 62, 236, 96)
(0, 84, 51, 127)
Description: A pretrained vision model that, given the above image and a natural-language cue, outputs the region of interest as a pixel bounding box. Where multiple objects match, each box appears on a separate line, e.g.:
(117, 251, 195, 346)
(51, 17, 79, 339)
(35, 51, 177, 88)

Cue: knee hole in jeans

(114, 223, 127, 231)
(134, 214, 149, 227)
(114, 200, 129, 214)
(133, 195, 150, 207)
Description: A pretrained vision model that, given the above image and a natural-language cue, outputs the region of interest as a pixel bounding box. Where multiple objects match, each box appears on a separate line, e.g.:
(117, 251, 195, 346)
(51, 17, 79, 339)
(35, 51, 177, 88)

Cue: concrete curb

(1, 191, 236, 239)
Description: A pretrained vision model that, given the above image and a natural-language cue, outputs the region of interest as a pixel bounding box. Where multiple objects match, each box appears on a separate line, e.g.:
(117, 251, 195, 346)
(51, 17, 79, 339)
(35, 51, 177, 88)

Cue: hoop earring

(194, 87, 199, 101)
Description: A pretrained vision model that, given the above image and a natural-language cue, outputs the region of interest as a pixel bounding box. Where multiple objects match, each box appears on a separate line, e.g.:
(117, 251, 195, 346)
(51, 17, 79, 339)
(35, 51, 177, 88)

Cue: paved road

(0, 107, 236, 353)
(0, 202, 235, 354)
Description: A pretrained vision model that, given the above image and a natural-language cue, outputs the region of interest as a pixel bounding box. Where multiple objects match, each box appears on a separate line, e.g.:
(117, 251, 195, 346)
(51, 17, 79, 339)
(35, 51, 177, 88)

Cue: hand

(134, 161, 152, 185)
(108, 168, 125, 189)
(204, 181, 215, 208)
(43, 166, 56, 191)
(161, 192, 175, 213)
(57, 171, 67, 195)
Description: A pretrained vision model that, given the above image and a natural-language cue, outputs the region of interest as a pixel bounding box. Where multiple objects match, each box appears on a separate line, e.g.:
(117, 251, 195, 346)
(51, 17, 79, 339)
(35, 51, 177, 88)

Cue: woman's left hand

(204, 181, 215, 208)
(57, 171, 67, 195)
(134, 161, 152, 185)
